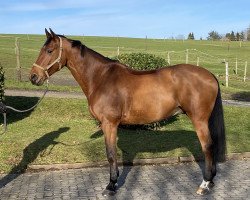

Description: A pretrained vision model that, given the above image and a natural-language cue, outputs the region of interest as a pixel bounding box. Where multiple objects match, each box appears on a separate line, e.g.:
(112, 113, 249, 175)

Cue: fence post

(185, 49, 189, 64)
(235, 57, 238, 74)
(15, 37, 21, 82)
(244, 61, 247, 82)
(117, 46, 120, 56)
(196, 57, 199, 66)
(167, 51, 171, 65)
(225, 61, 229, 87)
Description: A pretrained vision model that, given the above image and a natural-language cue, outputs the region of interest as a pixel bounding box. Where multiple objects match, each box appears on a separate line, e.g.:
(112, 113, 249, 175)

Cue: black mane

(71, 39, 86, 56)
(70, 39, 116, 63)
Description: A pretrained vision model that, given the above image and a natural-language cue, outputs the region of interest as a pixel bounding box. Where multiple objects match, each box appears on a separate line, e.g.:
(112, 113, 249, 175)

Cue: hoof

(102, 189, 116, 196)
(102, 182, 118, 196)
(196, 187, 209, 195)
(196, 181, 214, 195)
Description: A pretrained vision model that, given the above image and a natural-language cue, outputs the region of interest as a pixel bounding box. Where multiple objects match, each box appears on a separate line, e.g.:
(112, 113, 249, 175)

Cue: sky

(0, 0, 249, 39)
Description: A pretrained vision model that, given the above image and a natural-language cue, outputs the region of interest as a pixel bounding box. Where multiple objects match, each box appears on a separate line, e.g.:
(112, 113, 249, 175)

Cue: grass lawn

(0, 96, 249, 174)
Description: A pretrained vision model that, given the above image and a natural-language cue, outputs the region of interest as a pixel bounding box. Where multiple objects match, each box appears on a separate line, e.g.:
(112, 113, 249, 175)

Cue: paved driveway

(0, 160, 249, 199)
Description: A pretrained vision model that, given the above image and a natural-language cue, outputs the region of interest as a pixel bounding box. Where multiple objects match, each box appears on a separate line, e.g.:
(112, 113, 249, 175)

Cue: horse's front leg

(101, 119, 119, 196)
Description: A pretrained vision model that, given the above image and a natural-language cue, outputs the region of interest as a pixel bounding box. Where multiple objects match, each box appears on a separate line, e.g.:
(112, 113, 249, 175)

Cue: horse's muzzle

(30, 73, 43, 86)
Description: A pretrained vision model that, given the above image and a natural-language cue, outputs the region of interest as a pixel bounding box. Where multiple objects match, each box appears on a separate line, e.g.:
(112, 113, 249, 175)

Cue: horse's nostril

(30, 73, 38, 83)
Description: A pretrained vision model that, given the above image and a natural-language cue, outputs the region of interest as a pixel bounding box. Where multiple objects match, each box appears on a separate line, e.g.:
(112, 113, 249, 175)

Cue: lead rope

(0, 80, 49, 134)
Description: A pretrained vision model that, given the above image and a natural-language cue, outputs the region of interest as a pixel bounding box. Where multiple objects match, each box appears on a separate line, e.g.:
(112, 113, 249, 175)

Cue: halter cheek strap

(33, 36, 63, 78)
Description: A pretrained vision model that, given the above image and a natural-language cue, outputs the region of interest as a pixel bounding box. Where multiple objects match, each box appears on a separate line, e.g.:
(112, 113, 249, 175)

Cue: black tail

(209, 84, 226, 162)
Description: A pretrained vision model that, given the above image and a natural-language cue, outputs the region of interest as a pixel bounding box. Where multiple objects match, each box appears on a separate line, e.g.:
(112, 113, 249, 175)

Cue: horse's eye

(47, 49, 53, 54)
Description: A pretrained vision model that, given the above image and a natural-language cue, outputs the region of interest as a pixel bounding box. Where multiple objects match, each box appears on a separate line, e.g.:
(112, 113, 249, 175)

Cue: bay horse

(30, 29, 226, 196)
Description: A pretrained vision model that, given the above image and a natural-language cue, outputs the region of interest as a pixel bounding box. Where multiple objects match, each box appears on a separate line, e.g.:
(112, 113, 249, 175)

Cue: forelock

(43, 37, 53, 47)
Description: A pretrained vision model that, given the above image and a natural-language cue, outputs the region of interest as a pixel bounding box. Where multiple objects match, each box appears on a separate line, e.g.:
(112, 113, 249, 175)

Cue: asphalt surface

(0, 160, 249, 200)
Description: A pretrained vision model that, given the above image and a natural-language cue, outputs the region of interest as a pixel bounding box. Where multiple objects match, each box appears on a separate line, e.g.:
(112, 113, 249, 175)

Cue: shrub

(0, 63, 4, 102)
(117, 52, 168, 71)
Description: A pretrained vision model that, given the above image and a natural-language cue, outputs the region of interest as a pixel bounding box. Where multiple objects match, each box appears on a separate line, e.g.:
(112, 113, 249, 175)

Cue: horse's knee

(106, 149, 115, 163)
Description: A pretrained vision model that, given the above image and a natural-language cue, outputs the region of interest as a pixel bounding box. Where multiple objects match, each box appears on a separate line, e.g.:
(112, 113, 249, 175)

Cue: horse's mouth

(30, 74, 45, 86)
(34, 79, 44, 86)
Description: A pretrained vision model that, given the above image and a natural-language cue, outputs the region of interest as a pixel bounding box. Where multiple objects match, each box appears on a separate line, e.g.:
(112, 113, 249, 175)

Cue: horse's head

(30, 28, 66, 85)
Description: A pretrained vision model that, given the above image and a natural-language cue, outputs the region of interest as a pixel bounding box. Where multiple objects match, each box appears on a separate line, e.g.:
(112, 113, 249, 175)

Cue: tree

(230, 31, 236, 41)
(240, 31, 245, 41)
(187, 32, 194, 40)
(236, 32, 240, 41)
(207, 31, 222, 40)
(225, 31, 237, 41)
(191, 32, 194, 40)
(225, 33, 231, 40)
(247, 26, 250, 41)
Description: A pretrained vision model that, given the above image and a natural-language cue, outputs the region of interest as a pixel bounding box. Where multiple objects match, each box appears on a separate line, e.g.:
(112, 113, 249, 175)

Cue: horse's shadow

(0, 96, 39, 127)
(90, 117, 203, 190)
(232, 91, 250, 102)
(0, 127, 70, 189)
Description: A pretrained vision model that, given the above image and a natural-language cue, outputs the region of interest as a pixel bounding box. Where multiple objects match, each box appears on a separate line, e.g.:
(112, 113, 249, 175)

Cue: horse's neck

(66, 48, 111, 98)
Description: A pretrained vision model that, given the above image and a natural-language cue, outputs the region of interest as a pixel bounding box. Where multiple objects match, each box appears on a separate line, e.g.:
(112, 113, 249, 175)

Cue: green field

(0, 34, 249, 100)
(0, 96, 249, 174)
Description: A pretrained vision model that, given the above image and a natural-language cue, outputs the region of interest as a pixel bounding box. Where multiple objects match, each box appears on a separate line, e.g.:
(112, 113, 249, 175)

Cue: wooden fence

(1, 36, 249, 88)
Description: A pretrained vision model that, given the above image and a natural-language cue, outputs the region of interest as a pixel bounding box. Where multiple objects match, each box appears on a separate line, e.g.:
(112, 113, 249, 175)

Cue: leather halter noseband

(33, 36, 63, 78)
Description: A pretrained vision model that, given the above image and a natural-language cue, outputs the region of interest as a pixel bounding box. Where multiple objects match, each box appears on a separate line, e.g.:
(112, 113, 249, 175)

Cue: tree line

(207, 30, 245, 41)
(187, 25, 250, 41)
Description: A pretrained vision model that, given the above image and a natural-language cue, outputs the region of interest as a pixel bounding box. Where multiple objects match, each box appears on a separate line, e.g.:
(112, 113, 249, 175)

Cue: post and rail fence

(0, 35, 249, 88)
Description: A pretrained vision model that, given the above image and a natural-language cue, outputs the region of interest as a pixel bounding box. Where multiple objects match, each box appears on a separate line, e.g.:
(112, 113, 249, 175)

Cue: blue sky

(0, 0, 249, 39)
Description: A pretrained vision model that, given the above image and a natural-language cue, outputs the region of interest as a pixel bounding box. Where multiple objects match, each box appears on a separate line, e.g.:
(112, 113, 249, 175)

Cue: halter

(33, 36, 63, 78)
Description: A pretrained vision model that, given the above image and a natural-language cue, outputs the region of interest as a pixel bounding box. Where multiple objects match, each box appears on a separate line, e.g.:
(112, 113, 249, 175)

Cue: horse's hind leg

(192, 119, 216, 195)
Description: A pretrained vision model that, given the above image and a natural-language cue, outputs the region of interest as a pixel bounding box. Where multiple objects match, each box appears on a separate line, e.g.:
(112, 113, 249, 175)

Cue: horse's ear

(49, 28, 57, 39)
(45, 28, 51, 38)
